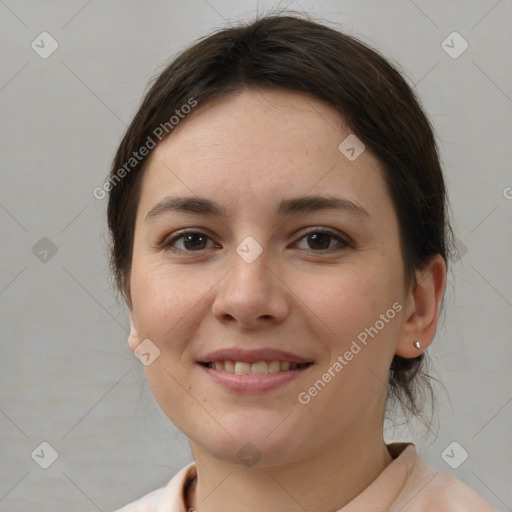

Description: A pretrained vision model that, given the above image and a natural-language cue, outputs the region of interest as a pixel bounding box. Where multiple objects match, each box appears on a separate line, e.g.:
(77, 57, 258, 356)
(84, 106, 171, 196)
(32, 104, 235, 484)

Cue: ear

(395, 254, 447, 358)
(128, 312, 142, 352)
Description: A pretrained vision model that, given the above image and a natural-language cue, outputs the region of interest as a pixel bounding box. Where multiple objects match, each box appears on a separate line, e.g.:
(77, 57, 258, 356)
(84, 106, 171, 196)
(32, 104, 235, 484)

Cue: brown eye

(161, 231, 214, 252)
(294, 229, 350, 252)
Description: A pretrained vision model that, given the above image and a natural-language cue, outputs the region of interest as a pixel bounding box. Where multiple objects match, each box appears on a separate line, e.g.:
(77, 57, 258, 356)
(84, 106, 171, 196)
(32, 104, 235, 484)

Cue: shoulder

(403, 446, 497, 511)
(417, 470, 497, 511)
(111, 462, 196, 512)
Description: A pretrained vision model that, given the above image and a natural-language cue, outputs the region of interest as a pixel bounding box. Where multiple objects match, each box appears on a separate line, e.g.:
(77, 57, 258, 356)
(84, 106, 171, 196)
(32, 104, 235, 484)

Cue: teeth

(208, 360, 305, 374)
(268, 361, 281, 374)
(250, 361, 268, 375)
(234, 362, 251, 375)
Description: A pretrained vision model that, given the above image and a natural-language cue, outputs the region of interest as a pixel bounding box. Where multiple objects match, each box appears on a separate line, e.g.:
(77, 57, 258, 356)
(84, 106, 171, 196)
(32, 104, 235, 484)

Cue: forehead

(137, 88, 391, 223)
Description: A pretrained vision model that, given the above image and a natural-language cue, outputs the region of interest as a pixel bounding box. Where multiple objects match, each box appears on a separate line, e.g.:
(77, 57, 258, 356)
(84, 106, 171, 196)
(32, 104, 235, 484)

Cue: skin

(127, 88, 446, 512)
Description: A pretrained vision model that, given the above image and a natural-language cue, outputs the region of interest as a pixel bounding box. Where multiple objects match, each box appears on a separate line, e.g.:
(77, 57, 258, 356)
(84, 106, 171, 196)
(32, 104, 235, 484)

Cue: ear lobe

(128, 313, 141, 352)
(395, 254, 447, 358)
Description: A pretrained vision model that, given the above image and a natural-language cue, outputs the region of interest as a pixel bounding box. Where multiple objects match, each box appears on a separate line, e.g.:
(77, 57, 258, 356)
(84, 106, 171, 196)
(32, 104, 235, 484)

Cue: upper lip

(198, 348, 313, 365)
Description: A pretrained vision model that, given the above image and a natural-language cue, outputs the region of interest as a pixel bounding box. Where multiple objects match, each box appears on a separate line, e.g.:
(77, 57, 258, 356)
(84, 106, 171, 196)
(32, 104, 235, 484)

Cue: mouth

(200, 360, 313, 374)
(198, 360, 315, 392)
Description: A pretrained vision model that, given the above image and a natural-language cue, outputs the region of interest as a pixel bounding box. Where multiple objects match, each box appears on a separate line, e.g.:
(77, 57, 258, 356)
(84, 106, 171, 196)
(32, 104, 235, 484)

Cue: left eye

(160, 229, 349, 253)
(294, 230, 349, 252)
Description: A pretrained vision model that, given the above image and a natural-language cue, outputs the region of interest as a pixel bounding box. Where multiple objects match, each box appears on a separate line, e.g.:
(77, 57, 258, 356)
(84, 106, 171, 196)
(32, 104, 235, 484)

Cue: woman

(107, 13, 497, 512)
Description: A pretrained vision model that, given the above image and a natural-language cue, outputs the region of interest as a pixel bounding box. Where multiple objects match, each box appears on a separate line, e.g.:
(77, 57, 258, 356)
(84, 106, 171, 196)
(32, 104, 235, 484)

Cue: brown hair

(106, 12, 456, 427)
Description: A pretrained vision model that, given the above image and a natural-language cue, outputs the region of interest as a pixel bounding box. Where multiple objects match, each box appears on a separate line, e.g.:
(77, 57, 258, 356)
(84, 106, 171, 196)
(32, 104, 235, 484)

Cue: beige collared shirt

(113, 443, 497, 511)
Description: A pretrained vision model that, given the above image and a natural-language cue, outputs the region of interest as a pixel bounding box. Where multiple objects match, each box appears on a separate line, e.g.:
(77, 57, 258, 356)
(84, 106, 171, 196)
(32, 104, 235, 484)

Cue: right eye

(160, 230, 217, 253)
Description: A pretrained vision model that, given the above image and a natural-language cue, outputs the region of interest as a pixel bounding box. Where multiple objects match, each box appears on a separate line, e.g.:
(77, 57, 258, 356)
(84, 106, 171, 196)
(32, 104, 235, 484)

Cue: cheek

(129, 260, 211, 429)
(292, 268, 400, 418)
(292, 263, 392, 343)
(130, 259, 208, 343)
(293, 260, 402, 398)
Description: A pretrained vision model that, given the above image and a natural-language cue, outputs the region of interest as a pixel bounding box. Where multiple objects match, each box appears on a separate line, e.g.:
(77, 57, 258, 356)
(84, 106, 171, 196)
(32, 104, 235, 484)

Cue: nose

(211, 241, 290, 329)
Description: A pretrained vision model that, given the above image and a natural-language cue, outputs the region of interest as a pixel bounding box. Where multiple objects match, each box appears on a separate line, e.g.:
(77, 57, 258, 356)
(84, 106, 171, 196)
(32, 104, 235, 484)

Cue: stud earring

(413, 340, 421, 350)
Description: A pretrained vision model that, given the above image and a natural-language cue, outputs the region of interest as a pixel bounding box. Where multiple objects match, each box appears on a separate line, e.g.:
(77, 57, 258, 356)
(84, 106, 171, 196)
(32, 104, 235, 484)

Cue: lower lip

(198, 363, 314, 392)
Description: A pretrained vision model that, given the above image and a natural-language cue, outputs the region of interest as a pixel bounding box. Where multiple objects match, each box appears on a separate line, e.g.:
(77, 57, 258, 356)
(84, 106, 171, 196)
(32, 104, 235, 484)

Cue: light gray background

(1, 1, 511, 511)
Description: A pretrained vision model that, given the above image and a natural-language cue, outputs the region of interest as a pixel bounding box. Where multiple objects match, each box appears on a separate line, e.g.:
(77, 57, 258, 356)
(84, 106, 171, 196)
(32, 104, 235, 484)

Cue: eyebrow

(145, 194, 371, 223)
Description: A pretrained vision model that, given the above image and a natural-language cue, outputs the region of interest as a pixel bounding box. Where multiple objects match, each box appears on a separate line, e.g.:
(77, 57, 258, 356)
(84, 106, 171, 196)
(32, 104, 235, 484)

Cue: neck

(186, 426, 393, 512)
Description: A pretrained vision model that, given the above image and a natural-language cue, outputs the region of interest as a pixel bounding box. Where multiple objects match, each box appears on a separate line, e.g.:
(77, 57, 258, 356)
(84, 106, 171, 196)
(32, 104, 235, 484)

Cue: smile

(198, 361, 314, 392)
(202, 360, 312, 374)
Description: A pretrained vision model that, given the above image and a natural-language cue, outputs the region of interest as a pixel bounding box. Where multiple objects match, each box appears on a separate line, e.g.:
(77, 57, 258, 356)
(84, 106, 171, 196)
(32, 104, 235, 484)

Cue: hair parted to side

(106, 11, 457, 432)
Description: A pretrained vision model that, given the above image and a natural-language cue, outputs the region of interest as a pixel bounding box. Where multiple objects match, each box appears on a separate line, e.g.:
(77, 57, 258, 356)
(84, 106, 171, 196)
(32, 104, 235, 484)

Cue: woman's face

(129, 88, 416, 465)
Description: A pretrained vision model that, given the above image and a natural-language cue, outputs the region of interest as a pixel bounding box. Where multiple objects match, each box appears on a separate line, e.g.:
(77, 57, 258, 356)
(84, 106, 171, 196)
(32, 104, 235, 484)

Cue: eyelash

(159, 228, 351, 255)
